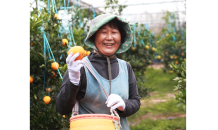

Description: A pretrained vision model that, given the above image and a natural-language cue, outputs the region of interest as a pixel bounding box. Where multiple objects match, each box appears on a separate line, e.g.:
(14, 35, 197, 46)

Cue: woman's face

(94, 23, 121, 57)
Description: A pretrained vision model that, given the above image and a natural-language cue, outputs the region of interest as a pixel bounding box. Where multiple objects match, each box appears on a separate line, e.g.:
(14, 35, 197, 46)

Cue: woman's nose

(106, 32, 113, 40)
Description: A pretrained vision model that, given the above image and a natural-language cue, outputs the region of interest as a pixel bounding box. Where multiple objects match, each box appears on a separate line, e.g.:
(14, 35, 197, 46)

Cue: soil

(147, 63, 164, 69)
(129, 91, 186, 126)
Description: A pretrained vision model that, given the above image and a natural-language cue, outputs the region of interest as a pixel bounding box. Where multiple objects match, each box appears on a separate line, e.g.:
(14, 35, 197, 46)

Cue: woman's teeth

(104, 44, 113, 46)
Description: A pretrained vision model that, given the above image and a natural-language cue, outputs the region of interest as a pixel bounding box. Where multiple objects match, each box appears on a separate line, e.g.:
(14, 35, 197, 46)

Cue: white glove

(105, 94, 126, 111)
(66, 52, 83, 86)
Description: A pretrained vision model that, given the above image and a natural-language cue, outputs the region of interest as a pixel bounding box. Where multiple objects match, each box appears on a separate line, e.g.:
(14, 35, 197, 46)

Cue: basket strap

(72, 100, 79, 116)
(83, 59, 109, 98)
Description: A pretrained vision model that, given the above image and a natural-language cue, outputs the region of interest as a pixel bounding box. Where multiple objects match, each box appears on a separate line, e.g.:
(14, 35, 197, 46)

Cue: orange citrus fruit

(62, 39, 68, 46)
(43, 96, 51, 105)
(30, 42, 34, 45)
(169, 70, 174, 73)
(51, 62, 59, 70)
(170, 55, 173, 59)
(152, 47, 156, 52)
(157, 55, 161, 59)
(50, 71, 56, 78)
(30, 76, 33, 83)
(54, 14, 59, 20)
(86, 51, 91, 56)
(181, 53, 184, 56)
(46, 88, 51, 93)
(145, 45, 149, 50)
(174, 56, 177, 59)
(175, 61, 178, 64)
(131, 47, 135, 51)
(68, 46, 85, 61)
(165, 52, 168, 54)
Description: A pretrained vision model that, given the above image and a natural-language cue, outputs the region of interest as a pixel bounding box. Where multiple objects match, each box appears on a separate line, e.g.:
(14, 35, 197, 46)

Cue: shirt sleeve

(116, 62, 141, 117)
(55, 67, 87, 115)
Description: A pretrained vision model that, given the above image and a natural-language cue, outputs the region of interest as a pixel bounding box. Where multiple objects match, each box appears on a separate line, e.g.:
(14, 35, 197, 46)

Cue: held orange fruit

(68, 46, 85, 61)
(62, 39, 68, 46)
(30, 76, 33, 83)
(84, 51, 91, 56)
(51, 62, 59, 70)
(86, 51, 91, 56)
(43, 96, 51, 105)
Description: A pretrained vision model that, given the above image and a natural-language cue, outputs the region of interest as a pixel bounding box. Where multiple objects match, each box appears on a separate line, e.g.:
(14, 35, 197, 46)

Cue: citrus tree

(171, 59, 186, 110)
(155, 11, 186, 75)
(30, 3, 93, 129)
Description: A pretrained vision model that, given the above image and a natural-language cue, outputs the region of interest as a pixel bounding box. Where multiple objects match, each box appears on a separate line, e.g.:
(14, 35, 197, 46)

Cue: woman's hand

(66, 52, 83, 86)
(106, 94, 126, 111)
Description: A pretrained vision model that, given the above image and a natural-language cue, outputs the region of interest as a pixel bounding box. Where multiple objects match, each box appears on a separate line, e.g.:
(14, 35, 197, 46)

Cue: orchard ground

(128, 64, 186, 130)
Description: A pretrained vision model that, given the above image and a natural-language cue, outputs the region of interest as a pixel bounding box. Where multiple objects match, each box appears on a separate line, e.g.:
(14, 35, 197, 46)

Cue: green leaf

(40, 64, 45, 68)
(170, 63, 177, 70)
(181, 66, 186, 74)
(38, 53, 45, 60)
(48, 59, 55, 63)
(184, 59, 187, 67)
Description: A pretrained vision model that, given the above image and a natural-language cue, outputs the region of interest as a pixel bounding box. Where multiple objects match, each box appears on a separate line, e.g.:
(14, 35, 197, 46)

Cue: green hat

(84, 14, 133, 54)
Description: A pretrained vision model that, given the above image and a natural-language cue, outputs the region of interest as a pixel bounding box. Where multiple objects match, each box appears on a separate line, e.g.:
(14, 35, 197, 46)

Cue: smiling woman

(56, 14, 141, 130)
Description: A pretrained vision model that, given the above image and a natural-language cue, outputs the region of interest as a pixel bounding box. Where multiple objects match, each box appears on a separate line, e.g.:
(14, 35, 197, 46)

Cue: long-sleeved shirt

(55, 51, 141, 117)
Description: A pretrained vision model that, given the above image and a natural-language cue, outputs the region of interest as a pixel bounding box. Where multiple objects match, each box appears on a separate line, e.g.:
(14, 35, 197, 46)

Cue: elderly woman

(56, 14, 141, 130)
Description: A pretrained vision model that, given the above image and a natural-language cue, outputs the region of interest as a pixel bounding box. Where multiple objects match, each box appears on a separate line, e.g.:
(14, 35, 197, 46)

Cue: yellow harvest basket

(69, 60, 121, 130)
(70, 114, 120, 130)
